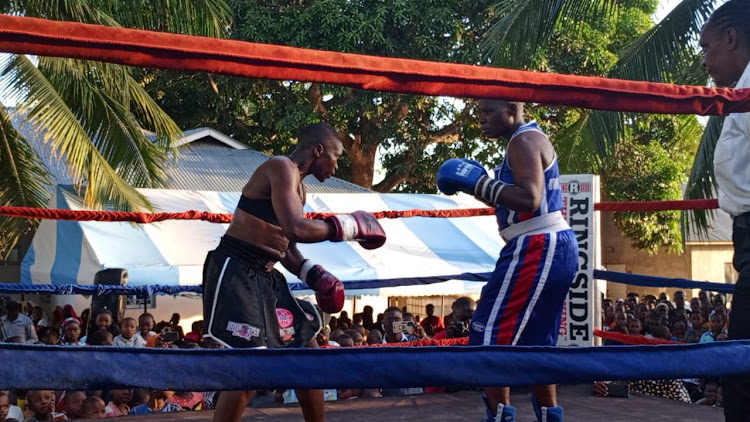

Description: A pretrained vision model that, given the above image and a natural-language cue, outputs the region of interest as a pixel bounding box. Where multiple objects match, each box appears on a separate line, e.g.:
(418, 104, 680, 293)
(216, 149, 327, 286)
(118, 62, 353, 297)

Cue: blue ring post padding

(2, 341, 750, 391)
(594, 270, 735, 294)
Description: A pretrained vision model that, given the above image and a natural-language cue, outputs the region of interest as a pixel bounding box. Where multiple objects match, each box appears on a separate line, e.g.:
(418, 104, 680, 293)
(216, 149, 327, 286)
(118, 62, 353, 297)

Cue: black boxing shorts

(202, 235, 321, 348)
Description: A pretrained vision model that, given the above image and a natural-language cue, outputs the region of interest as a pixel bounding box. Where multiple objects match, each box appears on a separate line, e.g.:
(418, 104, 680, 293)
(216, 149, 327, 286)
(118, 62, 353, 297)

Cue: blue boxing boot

(480, 394, 516, 422)
(530, 394, 563, 422)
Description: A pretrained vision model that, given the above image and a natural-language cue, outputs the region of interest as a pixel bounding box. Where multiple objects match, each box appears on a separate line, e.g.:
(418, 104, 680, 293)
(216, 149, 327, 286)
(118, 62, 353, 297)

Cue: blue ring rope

(0, 341, 748, 391)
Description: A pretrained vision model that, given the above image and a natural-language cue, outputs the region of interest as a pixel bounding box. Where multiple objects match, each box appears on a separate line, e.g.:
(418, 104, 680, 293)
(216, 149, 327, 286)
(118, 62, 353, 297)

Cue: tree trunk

(346, 136, 377, 189)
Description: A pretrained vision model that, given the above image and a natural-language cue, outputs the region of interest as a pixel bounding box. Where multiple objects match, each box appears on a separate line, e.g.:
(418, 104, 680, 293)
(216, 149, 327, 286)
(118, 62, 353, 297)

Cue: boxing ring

(0, 13, 749, 400)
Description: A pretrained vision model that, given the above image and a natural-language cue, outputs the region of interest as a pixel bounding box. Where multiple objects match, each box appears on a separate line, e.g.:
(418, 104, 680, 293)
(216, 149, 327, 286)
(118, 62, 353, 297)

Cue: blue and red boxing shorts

(469, 229, 578, 346)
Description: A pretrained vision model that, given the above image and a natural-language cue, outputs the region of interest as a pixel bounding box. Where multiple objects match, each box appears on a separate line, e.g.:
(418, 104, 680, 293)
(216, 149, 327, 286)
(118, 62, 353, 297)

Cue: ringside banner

(558, 175, 601, 347)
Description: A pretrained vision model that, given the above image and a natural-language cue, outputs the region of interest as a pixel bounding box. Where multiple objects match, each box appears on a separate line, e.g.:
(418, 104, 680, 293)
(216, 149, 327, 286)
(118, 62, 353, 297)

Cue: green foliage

(483, 0, 707, 254)
(603, 141, 685, 254)
(139, 0, 709, 254)
(0, 107, 50, 257)
(142, 0, 496, 190)
(0, 0, 231, 258)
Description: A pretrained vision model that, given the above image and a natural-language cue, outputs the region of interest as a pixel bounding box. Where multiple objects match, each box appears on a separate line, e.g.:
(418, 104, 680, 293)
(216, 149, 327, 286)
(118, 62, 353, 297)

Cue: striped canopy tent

(21, 185, 502, 296)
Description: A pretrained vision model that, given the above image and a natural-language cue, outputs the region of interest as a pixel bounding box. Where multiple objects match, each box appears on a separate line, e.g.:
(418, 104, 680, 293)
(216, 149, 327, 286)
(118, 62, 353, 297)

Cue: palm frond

(482, 0, 626, 68)
(612, 0, 718, 83)
(11, 0, 119, 25)
(1, 54, 150, 210)
(125, 76, 183, 152)
(682, 115, 723, 238)
(39, 57, 170, 188)
(554, 112, 597, 173)
(0, 107, 51, 258)
(94, 0, 232, 38)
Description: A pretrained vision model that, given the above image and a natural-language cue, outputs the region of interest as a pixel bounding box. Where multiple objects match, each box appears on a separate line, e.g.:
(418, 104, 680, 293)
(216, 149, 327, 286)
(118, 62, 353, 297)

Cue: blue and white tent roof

(21, 186, 501, 296)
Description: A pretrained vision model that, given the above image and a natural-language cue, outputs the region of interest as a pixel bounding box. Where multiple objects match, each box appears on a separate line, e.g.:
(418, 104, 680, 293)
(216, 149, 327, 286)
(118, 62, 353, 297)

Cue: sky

(656, 0, 682, 21)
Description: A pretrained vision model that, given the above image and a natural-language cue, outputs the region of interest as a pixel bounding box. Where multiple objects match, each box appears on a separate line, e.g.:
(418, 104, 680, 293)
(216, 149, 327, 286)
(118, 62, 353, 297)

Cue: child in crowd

(168, 391, 204, 411)
(58, 318, 82, 346)
(128, 389, 150, 409)
(87, 329, 114, 346)
(0, 391, 24, 422)
(345, 329, 364, 346)
(700, 312, 728, 343)
(685, 312, 706, 343)
(81, 396, 107, 419)
(670, 321, 687, 342)
(62, 391, 86, 419)
(336, 333, 354, 347)
(113, 317, 145, 347)
(38, 327, 59, 345)
(183, 320, 204, 345)
(128, 390, 181, 415)
(105, 389, 132, 417)
(696, 380, 721, 406)
(136, 313, 156, 344)
(366, 330, 382, 345)
(25, 390, 68, 421)
(92, 309, 119, 337)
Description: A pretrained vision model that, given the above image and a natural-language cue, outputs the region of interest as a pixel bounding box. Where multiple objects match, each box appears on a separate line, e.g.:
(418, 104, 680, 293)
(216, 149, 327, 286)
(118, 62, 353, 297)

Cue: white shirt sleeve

(714, 62, 750, 216)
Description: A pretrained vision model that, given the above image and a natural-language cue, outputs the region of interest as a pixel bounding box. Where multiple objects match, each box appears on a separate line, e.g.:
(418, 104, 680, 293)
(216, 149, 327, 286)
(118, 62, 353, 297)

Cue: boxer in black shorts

(203, 122, 386, 422)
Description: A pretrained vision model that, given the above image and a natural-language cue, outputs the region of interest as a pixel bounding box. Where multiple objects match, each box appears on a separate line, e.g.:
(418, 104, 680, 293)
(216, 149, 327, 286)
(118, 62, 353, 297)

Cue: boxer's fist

(302, 263, 345, 313)
(460, 158, 488, 175)
(326, 211, 386, 250)
(437, 158, 486, 195)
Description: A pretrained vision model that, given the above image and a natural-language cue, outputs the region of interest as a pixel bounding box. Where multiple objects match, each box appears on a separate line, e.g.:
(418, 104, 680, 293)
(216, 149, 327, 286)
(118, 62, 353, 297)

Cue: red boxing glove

(326, 210, 386, 250)
(300, 260, 345, 313)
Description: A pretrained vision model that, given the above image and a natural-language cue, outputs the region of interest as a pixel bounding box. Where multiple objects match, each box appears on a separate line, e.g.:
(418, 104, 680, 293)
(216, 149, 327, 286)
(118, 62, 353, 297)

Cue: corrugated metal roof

(7, 108, 77, 187)
(7, 107, 370, 194)
(167, 139, 370, 193)
(685, 208, 733, 243)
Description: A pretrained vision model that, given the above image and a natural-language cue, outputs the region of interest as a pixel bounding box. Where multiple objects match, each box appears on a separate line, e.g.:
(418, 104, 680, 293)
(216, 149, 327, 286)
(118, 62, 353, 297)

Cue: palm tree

(0, 0, 231, 257)
(481, 0, 721, 238)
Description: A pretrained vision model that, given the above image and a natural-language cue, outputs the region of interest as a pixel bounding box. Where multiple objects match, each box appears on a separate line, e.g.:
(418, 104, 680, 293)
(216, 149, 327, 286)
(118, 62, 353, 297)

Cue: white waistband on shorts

(499, 211, 570, 242)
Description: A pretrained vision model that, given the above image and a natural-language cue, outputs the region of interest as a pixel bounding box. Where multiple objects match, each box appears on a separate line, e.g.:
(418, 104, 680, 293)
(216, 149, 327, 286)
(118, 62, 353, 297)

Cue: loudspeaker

(90, 268, 127, 326)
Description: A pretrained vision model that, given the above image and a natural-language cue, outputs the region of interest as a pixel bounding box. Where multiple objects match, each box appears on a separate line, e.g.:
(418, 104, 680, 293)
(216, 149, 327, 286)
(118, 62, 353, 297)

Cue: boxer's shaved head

(297, 122, 342, 151)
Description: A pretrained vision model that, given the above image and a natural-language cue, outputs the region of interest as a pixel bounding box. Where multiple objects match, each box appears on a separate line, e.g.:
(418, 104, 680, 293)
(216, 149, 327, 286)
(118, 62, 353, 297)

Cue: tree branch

(324, 88, 355, 108)
(373, 171, 410, 193)
(205, 73, 219, 94)
(428, 104, 473, 143)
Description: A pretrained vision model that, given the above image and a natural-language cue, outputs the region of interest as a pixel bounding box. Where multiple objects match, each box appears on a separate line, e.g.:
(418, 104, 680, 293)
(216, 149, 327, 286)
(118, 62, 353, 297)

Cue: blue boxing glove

(437, 158, 508, 205)
(437, 158, 487, 195)
(460, 158, 488, 174)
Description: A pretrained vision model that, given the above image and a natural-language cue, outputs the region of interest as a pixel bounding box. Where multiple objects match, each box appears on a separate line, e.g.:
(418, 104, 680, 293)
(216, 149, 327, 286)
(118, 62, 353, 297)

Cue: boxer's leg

(481, 390, 515, 421)
(296, 337, 325, 422)
(212, 391, 255, 422)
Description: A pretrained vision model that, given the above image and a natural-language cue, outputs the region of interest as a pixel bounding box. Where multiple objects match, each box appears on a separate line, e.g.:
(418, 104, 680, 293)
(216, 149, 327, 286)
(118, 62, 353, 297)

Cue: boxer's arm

(270, 159, 335, 243)
(496, 132, 549, 212)
(281, 243, 345, 313)
(280, 243, 305, 274)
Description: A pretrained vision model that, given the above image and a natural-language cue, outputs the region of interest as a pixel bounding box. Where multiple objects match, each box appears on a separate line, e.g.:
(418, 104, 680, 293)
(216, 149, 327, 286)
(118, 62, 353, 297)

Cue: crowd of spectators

(0, 299, 212, 420)
(598, 290, 729, 407)
(0, 291, 728, 419)
(0, 296, 478, 419)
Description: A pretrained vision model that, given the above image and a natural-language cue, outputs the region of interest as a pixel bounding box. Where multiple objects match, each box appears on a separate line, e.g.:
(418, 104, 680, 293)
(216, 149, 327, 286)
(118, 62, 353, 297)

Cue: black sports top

(236, 157, 303, 227)
(236, 195, 279, 226)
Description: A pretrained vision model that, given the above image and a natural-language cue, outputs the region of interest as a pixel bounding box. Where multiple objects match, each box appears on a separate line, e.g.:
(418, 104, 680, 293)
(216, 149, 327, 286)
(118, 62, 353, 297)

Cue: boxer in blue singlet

(436, 100, 578, 422)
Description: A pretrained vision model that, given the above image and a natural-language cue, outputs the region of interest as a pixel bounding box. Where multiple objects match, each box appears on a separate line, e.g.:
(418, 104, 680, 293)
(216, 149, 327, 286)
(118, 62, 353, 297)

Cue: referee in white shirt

(700, 2, 750, 420)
